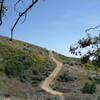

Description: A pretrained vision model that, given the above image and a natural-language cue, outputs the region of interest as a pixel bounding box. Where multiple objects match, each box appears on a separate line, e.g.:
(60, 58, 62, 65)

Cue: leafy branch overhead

(70, 26, 100, 66)
(0, 0, 39, 40)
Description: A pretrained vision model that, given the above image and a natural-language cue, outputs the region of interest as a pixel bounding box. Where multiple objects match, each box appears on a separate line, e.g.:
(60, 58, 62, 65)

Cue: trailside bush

(3, 51, 55, 83)
(4, 59, 24, 77)
(90, 82, 96, 94)
(4, 54, 34, 78)
(81, 82, 96, 94)
(81, 82, 90, 94)
(57, 72, 76, 82)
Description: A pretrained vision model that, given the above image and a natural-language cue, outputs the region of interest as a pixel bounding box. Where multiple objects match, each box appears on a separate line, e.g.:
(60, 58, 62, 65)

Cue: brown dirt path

(41, 51, 63, 96)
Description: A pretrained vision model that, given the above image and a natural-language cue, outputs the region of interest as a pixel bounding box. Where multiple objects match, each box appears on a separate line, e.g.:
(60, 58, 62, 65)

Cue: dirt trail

(41, 51, 63, 96)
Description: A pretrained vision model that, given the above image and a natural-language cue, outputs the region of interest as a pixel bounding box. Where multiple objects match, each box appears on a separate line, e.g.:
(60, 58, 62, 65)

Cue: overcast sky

(0, 0, 100, 57)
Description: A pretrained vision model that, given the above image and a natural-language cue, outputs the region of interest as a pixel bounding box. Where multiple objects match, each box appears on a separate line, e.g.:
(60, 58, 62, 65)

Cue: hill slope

(0, 36, 100, 100)
(0, 36, 56, 82)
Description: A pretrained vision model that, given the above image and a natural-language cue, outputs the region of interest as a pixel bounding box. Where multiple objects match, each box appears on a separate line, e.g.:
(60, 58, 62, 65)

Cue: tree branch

(21, 13, 27, 24)
(85, 25, 100, 33)
(11, 0, 38, 40)
(0, 0, 4, 26)
(14, 0, 23, 14)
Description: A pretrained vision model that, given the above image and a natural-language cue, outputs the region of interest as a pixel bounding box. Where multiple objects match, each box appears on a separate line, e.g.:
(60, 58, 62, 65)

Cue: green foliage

(78, 36, 92, 48)
(70, 34, 100, 67)
(95, 76, 100, 84)
(5, 60, 24, 77)
(4, 54, 34, 77)
(57, 72, 76, 82)
(81, 82, 96, 94)
(0, 36, 56, 83)
(90, 82, 96, 94)
(89, 76, 100, 84)
(81, 56, 90, 63)
(83, 63, 96, 70)
(81, 82, 90, 94)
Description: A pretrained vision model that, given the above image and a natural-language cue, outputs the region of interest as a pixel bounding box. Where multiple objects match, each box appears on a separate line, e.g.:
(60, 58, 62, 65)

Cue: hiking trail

(41, 51, 64, 97)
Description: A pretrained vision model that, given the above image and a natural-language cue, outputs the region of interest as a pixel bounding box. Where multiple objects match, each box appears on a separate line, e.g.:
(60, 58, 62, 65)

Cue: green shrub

(94, 77, 100, 84)
(81, 82, 90, 94)
(57, 72, 76, 82)
(81, 82, 96, 94)
(94, 76, 100, 84)
(0, 37, 56, 84)
(90, 82, 96, 94)
(4, 53, 34, 78)
(4, 60, 24, 77)
(88, 76, 100, 84)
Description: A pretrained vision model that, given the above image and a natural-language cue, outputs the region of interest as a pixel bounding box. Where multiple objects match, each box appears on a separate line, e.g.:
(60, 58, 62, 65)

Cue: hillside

(0, 36, 100, 100)
(0, 35, 57, 99)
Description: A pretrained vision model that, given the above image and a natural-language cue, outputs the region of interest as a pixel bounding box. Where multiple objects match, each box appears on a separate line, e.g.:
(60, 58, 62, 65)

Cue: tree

(70, 26, 100, 67)
(0, 0, 39, 40)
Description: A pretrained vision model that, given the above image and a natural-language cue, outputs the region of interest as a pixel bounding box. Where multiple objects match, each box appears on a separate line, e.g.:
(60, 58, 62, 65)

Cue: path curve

(41, 51, 63, 96)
